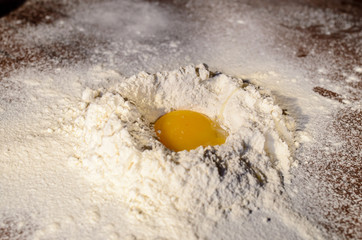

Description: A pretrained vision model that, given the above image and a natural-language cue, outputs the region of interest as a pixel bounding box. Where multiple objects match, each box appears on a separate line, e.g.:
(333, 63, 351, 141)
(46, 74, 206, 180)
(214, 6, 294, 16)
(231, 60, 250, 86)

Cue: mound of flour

(66, 64, 296, 239)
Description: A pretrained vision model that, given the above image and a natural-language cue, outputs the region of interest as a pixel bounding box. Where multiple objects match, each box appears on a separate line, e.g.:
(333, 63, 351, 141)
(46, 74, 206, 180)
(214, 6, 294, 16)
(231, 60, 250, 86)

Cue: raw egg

(154, 110, 228, 152)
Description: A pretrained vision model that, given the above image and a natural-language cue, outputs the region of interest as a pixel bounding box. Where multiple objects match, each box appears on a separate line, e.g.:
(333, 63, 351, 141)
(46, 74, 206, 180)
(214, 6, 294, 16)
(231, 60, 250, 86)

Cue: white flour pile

(58, 64, 320, 239)
(0, 62, 326, 240)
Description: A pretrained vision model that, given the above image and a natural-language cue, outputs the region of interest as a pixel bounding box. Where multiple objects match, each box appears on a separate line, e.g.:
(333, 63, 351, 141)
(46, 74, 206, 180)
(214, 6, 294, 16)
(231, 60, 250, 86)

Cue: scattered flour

(2, 0, 356, 238)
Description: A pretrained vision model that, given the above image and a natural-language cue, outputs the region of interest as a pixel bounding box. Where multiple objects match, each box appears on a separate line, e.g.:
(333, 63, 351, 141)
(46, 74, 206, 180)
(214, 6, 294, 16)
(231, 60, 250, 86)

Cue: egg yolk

(154, 110, 228, 152)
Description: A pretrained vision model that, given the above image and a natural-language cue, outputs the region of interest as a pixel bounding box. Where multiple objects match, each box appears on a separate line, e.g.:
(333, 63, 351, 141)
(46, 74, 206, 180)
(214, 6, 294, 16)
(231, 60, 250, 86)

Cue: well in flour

(66, 64, 296, 239)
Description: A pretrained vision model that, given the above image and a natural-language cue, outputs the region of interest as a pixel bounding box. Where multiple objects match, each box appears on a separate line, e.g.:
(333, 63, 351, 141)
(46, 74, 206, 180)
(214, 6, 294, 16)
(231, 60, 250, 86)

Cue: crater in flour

(65, 64, 296, 239)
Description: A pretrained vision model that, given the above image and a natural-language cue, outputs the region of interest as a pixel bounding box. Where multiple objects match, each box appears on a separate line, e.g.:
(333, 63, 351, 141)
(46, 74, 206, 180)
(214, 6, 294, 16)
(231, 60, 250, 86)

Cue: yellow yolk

(154, 110, 228, 152)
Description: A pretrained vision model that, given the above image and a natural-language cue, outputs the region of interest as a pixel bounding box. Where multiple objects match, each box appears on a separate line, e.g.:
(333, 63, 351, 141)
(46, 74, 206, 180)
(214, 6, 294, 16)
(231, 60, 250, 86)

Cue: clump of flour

(66, 64, 296, 239)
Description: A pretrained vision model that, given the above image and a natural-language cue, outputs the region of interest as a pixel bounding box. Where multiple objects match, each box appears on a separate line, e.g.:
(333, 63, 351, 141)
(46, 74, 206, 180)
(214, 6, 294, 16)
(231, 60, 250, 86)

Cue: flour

(2, 0, 357, 238)
(59, 64, 310, 239)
